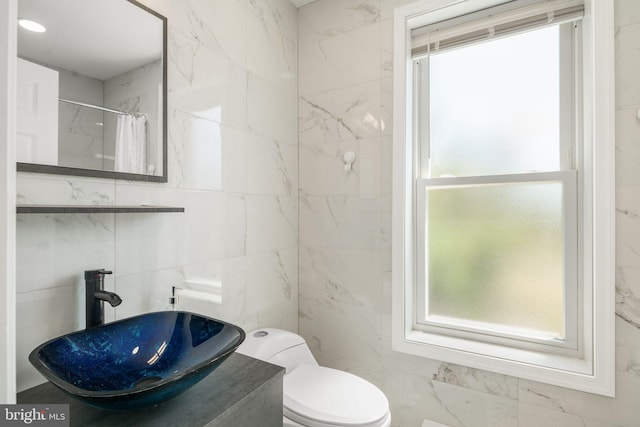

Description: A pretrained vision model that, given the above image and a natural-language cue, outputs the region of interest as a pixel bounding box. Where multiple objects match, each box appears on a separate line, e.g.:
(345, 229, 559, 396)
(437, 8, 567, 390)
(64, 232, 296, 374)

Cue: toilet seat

(283, 364, 390, 427)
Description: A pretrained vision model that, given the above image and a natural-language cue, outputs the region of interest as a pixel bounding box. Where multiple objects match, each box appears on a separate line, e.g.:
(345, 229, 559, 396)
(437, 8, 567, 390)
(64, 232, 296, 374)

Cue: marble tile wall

(15, 0, 298, 392)
(56, 68, 105, 170)
(297, 0, 640, 426)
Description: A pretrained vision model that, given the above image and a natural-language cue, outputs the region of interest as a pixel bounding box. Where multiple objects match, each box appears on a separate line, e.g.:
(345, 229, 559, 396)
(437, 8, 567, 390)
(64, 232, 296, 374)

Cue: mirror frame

(16, 0, 168, 183)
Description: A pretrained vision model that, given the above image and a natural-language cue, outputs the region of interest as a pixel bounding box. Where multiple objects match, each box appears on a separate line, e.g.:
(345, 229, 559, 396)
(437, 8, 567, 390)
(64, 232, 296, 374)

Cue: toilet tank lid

(236, 328, 305, 361)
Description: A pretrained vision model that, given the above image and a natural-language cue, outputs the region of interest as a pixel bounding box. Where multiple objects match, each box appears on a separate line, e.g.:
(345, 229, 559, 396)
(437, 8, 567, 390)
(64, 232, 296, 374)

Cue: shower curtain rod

(59, 98, 146, 118)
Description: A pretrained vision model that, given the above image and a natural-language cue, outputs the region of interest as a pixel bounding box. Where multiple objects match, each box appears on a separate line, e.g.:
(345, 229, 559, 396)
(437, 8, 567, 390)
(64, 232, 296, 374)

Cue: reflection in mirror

(16, 0, 167, 182)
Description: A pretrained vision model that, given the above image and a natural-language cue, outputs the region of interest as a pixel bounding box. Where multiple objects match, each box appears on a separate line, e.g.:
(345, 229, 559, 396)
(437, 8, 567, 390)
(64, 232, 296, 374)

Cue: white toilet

(236, 328, 391, 427)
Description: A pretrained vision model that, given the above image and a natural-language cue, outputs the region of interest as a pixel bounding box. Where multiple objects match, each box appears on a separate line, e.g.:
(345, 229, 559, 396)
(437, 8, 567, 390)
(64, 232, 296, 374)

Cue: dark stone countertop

(18, 353, 284, 427)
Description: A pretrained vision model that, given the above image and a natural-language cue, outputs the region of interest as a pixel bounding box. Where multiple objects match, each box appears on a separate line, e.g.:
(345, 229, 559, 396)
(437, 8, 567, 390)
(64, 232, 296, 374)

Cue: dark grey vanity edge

(16, 205, 185, 214)
(17, 353, 285, 427)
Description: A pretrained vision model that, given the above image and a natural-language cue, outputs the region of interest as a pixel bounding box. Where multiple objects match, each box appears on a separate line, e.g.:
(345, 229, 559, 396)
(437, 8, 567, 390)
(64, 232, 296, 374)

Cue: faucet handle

(84, 269, 113, 280)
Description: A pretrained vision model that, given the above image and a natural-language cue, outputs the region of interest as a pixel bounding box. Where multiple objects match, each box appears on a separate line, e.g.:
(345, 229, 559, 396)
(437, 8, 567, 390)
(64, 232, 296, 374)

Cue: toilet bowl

(236, 329, 391, 427)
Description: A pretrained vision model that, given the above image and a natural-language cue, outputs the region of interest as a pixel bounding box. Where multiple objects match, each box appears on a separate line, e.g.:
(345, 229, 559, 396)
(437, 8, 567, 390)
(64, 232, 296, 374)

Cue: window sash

(414, 171, 579, 354)
(414, 21, 579, 179)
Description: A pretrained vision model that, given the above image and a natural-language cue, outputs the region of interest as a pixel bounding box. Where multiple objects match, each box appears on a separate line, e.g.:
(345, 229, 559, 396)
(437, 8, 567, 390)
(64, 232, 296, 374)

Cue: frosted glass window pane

(426, 181, 564, 337)
(429, 26, 561, 177)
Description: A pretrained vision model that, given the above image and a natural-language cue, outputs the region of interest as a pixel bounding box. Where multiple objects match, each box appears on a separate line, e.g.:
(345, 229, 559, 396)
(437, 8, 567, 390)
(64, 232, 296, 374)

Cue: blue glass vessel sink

(29, 311, 245, 411)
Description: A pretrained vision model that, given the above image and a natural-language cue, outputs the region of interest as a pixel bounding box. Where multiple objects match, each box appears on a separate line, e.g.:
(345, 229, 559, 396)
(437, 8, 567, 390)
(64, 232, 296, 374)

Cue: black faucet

(85, 269, 122, 328)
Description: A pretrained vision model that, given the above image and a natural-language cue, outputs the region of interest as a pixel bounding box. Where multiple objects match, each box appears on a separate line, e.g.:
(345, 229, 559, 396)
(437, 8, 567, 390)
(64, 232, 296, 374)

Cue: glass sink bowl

(28, 311, 245, 411)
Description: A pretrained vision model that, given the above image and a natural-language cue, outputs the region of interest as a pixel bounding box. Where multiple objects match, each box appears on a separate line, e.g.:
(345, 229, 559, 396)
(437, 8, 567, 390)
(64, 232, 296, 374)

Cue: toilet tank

(236, 328, 318, 374)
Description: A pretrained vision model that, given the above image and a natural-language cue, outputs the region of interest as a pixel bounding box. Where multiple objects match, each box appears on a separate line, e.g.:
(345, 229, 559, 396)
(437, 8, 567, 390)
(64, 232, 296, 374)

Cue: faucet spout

(94, 290, 122, 307)
(85, 269, 122, 328)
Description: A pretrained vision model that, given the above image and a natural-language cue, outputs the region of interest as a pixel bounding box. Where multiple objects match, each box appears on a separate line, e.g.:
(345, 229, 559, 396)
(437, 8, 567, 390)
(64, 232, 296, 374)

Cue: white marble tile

(115, 212, 182, 276)
(208, 256, 249, 327)
(615, 187, 640, 267)
(114, 257, 248, 325)
(299, 195, 380, 249)
(223, 193, 249, 258)
(246, 195, 298, 254)
(247, 73, 299, 146)
(170, 111, 223, 191)
(299, 141, 361, 196)
(16, 286, 79, 392)
(174, 257, 250, 330)
(246, 248, 298, 331)
(246, 0, 298, 47)
(379, 248, 392, 315)
(618, 310, 640, 347)
(246, 9, 297, 93)
(430, 381, 518, 427)
(16, 174, 115, 205)
(16, 214, 116, 293)
(380, 136, 393, 196)
(57, 131, 105, 171)
(299, 247, 381, 308)
(381, 367, 518, 427)
(114, 181, 185, 206)
(150, 0, 247, 68)
(431, 364, 519, 400)
(615, 0, 640, 29)
(299, 296, 382, 364)
(298, 0, 380, 44)
(246, 134, 298, 196)
(114, 268, 181, 319)
(380, 18, 393, 78)
(299, 81, 381, 145)
(176, 191, 246, 266)
(358, 136, 381, 195)
(56, 70, 104, 169)
(168, 31, 248, 130)
(58, 83, 105, 169)
(380, 76, 393, 137)
(518, 403, 619, 427)
(381, 368, 425, 427)
(615, 22, 640, 107)
(380, 336, 442, 376)
(615, 266, 640, 332)
(221, 128, 249, 194)
(165, 110, 185, 189)
(518, 347, 640, 426)
(163, 112, 247, 192)
(615, 107, 640, 187)
(611, 347, 640, 425)
(299, 138, 380, 196)
(299, 23, 380, 95)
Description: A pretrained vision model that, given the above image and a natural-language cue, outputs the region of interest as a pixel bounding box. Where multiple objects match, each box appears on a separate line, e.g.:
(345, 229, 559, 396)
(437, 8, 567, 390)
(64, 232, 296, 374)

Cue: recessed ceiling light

(18, 19, 46, 33)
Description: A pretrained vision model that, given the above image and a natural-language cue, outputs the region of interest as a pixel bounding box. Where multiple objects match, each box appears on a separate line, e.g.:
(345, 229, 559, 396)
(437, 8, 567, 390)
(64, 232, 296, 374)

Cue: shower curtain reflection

(115, 114, 147, 174)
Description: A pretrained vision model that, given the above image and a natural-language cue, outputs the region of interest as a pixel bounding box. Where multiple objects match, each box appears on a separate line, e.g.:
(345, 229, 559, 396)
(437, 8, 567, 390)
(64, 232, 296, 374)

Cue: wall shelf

(16, 204, 185, 214)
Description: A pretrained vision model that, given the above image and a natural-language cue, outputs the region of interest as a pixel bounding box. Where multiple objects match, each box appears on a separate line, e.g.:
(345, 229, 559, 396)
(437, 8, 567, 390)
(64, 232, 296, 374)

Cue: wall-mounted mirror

(16, 0, 167, 182)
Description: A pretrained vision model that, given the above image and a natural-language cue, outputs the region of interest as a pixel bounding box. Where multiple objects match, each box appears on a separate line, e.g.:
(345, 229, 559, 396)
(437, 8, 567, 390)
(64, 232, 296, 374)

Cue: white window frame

(392, 0, 615, 396)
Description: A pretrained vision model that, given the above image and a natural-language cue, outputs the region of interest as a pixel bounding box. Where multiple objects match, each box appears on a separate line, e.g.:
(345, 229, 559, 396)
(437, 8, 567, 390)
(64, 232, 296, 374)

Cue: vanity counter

(17, 353, 284, 427)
